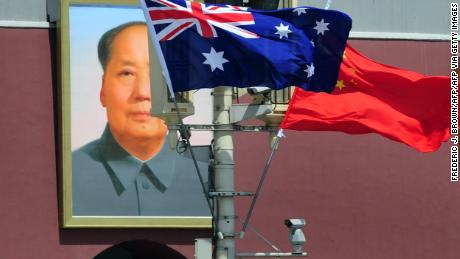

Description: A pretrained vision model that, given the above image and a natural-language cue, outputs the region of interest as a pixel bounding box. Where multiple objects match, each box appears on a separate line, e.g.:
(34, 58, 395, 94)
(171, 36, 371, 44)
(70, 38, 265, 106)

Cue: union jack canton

(140, 0, 352, 92)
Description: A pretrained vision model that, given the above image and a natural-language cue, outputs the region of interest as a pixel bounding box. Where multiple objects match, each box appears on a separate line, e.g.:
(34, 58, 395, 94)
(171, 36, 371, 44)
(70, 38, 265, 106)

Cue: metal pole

(213, 86, 235, 259)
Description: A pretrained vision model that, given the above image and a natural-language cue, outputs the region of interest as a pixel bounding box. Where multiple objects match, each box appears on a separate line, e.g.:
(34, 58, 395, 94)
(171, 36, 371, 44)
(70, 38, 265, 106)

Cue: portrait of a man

(71, 21, 210, 217)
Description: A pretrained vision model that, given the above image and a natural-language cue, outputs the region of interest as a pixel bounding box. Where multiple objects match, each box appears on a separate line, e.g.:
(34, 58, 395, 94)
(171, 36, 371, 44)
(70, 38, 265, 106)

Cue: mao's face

(100, 25, 166, 141)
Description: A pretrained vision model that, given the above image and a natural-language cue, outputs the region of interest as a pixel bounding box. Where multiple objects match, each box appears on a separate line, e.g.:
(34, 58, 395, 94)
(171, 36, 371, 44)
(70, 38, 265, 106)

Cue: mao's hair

(97, 21, 147, 71)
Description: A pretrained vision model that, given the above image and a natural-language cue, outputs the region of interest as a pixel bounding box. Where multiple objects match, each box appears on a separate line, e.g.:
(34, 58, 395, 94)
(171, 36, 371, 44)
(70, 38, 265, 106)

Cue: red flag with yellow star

(281, 44, 450, 152)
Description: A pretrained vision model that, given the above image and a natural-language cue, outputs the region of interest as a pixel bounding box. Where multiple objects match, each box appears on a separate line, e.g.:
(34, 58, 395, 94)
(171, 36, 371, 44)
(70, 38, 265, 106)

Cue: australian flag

(140, 0, 352, 93)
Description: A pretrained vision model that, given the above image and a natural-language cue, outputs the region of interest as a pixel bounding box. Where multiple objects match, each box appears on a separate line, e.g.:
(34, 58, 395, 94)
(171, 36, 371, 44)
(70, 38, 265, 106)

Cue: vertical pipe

(213, 86, 235, 259)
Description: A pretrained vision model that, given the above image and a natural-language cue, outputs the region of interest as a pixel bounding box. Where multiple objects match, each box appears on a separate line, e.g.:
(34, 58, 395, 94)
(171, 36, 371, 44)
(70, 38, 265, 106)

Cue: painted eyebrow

(114, 59, 149, 67)
(117, 60, 137, 67)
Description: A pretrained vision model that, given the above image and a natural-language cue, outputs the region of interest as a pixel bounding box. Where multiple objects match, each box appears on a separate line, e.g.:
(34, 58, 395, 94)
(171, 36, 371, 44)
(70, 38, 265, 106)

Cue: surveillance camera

(284, 218, 306, 254)
(284, 219, 306, 228)
(247, 86, 271, 95)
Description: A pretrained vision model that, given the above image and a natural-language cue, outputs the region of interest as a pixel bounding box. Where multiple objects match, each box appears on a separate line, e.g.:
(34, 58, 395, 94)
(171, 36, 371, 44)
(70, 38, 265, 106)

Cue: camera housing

(284, 219, 306, 228)
(284, 218, 307, 254)
(247, 86, 272, 96)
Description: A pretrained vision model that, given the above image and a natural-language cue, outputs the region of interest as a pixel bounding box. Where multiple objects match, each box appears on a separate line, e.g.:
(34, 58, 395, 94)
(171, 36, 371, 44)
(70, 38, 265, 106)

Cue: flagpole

(139, 0, 175, 95)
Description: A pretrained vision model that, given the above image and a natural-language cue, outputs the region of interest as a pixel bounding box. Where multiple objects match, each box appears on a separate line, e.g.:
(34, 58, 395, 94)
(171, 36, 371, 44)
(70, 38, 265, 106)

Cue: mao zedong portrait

(72, 22, 209, 217)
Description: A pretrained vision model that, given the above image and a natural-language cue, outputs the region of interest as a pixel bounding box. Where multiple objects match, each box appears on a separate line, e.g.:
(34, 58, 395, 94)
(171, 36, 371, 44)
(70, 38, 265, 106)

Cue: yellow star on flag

(336, 79, 346, 90)
(350, 78, 358, 85)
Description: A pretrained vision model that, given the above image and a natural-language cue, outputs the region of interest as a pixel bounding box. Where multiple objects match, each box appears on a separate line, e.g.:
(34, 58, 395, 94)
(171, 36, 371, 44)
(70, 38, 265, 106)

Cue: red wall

(0, 27, 457, 259)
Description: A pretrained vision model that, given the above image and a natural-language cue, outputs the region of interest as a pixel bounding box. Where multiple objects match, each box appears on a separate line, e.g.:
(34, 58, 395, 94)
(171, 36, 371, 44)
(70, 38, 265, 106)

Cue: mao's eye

(119, 70, 134, 77)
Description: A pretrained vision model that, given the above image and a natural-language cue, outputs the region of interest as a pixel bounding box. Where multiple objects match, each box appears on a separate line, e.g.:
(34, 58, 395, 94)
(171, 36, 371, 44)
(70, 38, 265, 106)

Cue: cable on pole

(237, 218, 282, 252)
(172, 99, 214, 216)
(239, 129, 285, 239)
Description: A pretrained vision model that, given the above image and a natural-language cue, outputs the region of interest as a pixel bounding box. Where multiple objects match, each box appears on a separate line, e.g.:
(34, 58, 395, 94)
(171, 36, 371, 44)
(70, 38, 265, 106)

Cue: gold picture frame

(59, 0, 212, 228)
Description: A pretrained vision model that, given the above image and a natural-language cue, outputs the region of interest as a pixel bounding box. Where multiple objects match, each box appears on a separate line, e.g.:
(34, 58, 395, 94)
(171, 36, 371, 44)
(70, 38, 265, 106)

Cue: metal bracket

(218, 232, 236, 238)
(236, 252, 308, 258)
(230, 104, 273, 123)
(209, 191, 253, 197)
(168, 124, 278, 132)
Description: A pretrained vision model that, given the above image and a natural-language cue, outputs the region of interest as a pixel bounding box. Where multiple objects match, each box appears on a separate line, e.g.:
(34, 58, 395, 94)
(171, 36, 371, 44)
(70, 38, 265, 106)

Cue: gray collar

(97, 126, 177, 194)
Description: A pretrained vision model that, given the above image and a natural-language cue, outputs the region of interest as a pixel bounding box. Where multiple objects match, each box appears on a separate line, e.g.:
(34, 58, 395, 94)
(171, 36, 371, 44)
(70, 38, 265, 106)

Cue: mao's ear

(100, 75, 107, 107)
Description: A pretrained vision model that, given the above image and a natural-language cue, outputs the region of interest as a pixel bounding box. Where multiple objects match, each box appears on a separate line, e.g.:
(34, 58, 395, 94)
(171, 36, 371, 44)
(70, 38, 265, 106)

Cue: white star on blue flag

(313, 19, 330, 35)
(305, 63, 315, 78)
(275, 23, 292, 39)
(202, 47, 229, 72)
(293, 8, 307, 16)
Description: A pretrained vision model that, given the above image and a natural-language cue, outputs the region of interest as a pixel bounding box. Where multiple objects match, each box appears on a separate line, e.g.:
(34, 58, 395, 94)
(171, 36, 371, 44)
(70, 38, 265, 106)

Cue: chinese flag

(281, 44, 450, 152)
